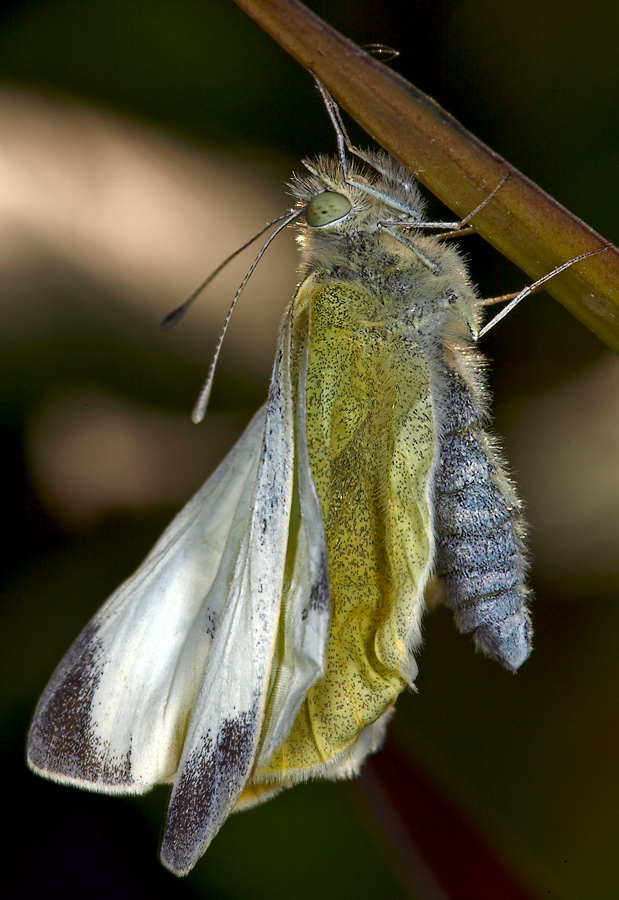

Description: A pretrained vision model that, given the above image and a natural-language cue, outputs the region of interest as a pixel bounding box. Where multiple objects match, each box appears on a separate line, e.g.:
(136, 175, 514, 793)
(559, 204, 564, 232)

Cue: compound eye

(305, 191, 352, 227)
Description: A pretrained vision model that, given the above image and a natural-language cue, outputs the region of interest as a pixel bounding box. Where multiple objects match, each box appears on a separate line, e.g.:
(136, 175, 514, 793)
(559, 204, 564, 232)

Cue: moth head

(293, 153, 426, 234)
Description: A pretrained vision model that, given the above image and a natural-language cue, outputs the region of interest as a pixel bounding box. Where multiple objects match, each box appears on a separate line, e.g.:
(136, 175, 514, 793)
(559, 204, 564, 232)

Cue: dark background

(2, 1, 619, 898)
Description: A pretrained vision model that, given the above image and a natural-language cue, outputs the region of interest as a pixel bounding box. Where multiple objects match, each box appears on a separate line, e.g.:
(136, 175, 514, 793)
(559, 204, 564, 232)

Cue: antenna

(160, 212, 295, 330)
(191, 208, 300, 424)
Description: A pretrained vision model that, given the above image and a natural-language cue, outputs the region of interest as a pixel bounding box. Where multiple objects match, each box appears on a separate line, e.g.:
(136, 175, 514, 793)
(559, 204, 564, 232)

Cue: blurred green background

(2, 1, 619, 898)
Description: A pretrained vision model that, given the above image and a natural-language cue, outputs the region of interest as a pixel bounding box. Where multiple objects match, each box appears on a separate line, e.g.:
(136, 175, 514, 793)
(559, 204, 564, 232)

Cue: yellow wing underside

(257, 278, 436, 780)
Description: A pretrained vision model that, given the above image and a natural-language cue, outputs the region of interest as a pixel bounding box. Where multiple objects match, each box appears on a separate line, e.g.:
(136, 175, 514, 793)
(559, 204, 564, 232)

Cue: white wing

(159, 310, 297, 874)
(28, 307, 333, 875)
(254, 329, 330, 769)
(27, 407, 267, 792)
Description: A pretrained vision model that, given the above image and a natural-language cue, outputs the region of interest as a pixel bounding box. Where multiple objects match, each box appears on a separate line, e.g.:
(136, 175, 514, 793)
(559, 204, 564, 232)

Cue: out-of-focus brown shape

(0, 87, 297, 371)
(27, 389, 247, 523)
(0, 88, 302, 525)
(232, 0, 619, 352)
(505, 354, 619, 581)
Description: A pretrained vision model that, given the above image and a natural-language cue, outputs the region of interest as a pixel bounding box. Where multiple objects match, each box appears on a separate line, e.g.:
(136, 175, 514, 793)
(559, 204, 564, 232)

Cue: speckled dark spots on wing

(161, 705, 258, 874)
(308, 565, 329, 613)
(27, 622, 132, 785)
(434, 368, 531, 672)
(267, 351, 283, 407)
(203, 609, 218, 639)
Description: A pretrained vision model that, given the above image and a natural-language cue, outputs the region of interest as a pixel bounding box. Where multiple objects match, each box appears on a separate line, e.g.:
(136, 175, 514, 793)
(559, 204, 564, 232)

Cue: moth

(27, 98, 534, 875)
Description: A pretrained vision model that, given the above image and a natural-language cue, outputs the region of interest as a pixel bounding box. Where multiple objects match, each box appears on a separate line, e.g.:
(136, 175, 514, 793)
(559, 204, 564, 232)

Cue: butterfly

(27, 115, 533, 875)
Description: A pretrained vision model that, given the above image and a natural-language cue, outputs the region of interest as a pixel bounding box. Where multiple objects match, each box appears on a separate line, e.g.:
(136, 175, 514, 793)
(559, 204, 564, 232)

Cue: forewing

(159, 310, 296, 875)
(27, 408, 266, 792)
(255, 329, 330, 770)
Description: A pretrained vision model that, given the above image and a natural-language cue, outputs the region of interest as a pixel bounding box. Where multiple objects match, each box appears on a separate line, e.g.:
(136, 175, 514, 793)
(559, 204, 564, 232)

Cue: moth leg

(476, 246, 608, 340)
(309, 71, 423, 219)
(310, 71, 512, 235)
(385, 174, 512, 235)
(309, 69, 352, 178)
(380, 225, 441, 274)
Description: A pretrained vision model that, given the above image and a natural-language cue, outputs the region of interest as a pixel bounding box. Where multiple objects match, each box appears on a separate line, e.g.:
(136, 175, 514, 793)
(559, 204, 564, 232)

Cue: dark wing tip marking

(308, 567, 330, 613)
(160, 707, 258, 875)
(27, 621, 134, 787)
